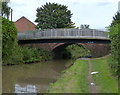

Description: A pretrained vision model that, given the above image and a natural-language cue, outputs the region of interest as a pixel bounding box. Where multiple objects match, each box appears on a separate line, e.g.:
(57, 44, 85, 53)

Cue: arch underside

(52, 43, 110, 58)
(20, 43, 110, 58)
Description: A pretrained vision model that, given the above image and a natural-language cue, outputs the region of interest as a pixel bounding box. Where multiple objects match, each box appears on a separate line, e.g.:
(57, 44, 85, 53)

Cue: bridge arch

(19, 42, 110, 59)
(52, 43, 110, 58)
(52, 43, 73, 59)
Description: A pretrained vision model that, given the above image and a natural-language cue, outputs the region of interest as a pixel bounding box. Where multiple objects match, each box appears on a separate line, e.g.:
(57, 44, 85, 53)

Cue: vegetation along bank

(2, 17, 89, 65)
(2, 17, 53, 65)
(63, 44, 90, 59)
(47, 55, 118, 93)
(46, 9, 120, 94)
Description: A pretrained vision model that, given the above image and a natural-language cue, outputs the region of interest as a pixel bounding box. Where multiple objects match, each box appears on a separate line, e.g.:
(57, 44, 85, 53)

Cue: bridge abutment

(81, 43, 111, 57)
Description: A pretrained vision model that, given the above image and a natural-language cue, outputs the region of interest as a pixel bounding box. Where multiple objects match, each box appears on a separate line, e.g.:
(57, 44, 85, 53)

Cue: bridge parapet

(18, 28, 109, 40)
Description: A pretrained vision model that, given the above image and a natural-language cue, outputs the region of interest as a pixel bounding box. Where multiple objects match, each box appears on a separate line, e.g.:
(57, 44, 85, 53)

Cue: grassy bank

(91, 56, 118, 93)
(47, 59, 89, 93)
(47, 55, 118, 93)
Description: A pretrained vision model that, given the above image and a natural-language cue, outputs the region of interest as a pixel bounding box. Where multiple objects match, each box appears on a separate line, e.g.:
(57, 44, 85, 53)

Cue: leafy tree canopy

(108, 12, 120, 75)
(80, 24, 90, 29)
(1, 1, 11, 19)
(2, 17, 23, 65)
(109, 12, 120, 38)
(111, 12, 120, 26)
(35, 2, 75, 29)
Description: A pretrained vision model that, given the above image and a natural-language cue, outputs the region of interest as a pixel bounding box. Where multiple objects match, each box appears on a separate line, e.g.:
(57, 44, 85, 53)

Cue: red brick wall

(15, 16, 36, 32)
(21, 43, 110, 57)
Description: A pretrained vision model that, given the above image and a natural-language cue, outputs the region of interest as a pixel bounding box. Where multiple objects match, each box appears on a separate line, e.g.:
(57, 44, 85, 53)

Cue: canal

(2, 59, 73, 93)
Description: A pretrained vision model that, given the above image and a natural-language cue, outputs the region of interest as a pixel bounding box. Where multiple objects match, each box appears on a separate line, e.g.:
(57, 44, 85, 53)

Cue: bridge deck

(18, 29, 109, 41)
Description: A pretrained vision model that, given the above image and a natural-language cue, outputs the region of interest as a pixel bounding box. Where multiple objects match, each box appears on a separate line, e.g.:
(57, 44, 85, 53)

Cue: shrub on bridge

(2, 17, 23, 65)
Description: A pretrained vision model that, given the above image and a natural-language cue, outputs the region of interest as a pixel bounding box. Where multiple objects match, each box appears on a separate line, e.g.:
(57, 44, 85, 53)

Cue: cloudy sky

(9, 0, 119, 30)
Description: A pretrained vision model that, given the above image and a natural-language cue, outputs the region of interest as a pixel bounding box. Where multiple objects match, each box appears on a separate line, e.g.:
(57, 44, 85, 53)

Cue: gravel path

(88, 59, 99, 93)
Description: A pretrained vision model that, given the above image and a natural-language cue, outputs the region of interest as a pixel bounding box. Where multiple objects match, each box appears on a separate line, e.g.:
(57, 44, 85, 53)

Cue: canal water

(2, 59, 73, 93)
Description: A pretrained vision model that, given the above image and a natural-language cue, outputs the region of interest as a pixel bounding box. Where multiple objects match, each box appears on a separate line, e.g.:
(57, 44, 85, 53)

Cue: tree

(109, 12, 120, 76)
(110, 12, 120, 61)
(35, 2, 75, 29)
(1, 1, 11, 19)
(80, 24, 90, 29)
(2, 17, 23, 65)
(111, 12, 120, 26)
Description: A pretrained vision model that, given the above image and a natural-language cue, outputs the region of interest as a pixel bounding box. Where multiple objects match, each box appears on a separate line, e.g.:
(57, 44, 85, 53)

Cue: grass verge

(47, 59, 89, 93)
(91, 55, 118, 93)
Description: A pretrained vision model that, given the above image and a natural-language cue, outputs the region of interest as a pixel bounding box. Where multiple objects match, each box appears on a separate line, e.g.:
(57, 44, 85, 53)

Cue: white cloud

(9, 0, 119, 29)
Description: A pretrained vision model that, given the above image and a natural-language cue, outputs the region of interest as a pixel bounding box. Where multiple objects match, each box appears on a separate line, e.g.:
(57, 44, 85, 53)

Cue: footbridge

(18, 28, 110, 44)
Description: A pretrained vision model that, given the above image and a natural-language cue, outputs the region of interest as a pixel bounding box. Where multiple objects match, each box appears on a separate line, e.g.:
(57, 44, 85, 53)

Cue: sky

(9, 0, 119, 30)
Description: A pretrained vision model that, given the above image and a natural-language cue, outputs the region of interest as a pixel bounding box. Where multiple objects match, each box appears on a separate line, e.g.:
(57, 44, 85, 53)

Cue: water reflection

(3, 59, 73, 93)
(15, 84, 36, 93)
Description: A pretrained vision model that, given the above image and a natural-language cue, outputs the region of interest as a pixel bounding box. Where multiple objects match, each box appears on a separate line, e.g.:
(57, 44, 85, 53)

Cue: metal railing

(18, 28, 109, 40)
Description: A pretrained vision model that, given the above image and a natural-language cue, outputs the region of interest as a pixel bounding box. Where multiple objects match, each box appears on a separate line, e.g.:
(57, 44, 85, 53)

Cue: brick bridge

(18, 28, 111, 58)
(22, 43, 110, 58)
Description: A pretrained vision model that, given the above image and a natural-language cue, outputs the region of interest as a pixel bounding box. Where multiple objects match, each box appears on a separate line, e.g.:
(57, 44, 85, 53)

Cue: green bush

(2, 17, 53, 65)
(22, 47, 53, 63)
(109, 12, 120, 76)
(107, 56, 118, 76)
(2, 17, 23, 65)
(109, 24, 120, 75)
(22, 47, 39, 63)
(62, 48, 72, 59)
(64, 44, 90, 59)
